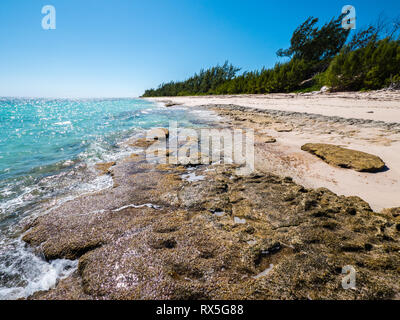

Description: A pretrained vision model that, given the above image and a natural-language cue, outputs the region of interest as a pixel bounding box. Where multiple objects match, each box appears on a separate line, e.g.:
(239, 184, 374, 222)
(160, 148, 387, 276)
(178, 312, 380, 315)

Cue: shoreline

(146, 92, 400, 212)
(145, 90, 400, 123)
(0, 99, 218, 300)
(18, 93, 400, 299)
(22, 127, 400, 300)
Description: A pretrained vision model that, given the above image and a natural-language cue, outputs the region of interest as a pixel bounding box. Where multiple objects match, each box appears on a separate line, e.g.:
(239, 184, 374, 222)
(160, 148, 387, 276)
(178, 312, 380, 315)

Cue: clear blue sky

(1, 0, 399, 97)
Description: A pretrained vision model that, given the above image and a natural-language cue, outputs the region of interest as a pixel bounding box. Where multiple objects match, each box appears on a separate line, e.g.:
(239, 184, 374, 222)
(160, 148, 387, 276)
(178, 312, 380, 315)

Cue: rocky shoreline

(22, 103, 400, 300)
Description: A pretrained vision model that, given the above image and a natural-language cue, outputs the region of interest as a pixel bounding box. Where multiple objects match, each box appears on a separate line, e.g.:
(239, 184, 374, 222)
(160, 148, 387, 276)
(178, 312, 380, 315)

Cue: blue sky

(1, 0, 399, 97)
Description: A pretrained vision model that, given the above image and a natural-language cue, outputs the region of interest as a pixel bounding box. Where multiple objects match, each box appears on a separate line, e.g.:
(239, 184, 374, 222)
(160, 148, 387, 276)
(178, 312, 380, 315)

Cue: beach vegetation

(142, 61, 240, 97)
(142, 15, 400, 96)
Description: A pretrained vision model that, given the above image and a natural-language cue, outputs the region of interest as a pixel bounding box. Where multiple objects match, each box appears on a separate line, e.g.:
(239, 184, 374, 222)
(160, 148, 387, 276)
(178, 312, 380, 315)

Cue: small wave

(0, 98, 218, 299)
(112, 203, 162, 212)
(21, 174, 113, 224)
(53, 121, 72, 126)
(0, 238, 77, 300)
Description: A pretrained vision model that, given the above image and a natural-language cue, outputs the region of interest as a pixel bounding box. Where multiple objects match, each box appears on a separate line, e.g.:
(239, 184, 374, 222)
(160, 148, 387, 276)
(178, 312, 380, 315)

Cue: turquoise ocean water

(0, 98, 214, 299)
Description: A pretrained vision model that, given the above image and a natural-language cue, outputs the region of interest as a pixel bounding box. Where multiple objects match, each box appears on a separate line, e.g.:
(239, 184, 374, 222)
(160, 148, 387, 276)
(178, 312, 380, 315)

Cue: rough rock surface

(255, 135, 276, 144)
(128, 137, 156, 149)
(23, 150, 400, 300)
(381, 207, 400, 218)
(161, 101, 182, 107)
(149, 127, 169, 139)
(126, 128, 170, 149)
(301, 143, 386, 172)
(94, 162, 116, 175)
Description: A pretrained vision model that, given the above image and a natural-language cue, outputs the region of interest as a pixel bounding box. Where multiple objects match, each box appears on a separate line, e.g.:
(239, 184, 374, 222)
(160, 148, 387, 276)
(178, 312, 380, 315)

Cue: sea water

(0, 97, 214, 299)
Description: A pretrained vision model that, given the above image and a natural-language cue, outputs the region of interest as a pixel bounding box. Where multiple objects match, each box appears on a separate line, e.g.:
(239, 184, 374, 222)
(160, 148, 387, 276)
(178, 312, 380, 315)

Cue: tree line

(142, 15, 400, 97)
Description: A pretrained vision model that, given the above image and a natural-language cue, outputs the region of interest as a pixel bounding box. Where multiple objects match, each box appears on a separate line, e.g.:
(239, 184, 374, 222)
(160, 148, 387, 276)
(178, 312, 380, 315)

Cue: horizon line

(0, 95, 143, 100)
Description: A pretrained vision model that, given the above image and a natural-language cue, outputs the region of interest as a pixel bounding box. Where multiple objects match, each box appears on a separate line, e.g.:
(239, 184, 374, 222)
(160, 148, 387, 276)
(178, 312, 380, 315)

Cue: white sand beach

(146, 91, 400, 211)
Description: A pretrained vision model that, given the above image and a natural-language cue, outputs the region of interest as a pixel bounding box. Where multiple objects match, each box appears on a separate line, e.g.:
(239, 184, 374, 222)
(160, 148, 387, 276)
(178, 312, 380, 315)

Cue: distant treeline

(142, 15, 400, 97)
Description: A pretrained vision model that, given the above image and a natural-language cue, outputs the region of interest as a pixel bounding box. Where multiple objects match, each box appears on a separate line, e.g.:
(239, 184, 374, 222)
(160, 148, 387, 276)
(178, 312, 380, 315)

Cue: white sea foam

(0, 172, 111, 300)
(0, 185, 38, 216)
(53, 121, 72, 126)
(181, 172, 205, 182)
(0, 98, 218, 299)
(112, 203, 162, 212)
(24, 174, 113, 223)
(0, 238, 78, 300)
(63, 160, 74, 166)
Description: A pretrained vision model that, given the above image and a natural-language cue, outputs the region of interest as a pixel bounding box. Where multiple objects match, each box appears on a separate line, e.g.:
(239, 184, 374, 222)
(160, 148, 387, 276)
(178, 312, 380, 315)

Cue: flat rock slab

(274, 125, 293, 132)
(301, 143, 386, 173)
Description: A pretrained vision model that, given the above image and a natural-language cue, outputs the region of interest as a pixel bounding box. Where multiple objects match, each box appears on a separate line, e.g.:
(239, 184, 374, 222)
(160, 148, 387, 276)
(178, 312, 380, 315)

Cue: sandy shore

(147, 91, 400, 212)
(147, 91, 400, 122)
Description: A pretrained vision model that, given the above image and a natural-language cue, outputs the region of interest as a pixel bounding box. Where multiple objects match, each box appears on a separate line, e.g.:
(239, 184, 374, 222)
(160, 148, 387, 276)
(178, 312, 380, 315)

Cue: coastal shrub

(324, 39, 400, 91)
(277, 15, 349, 64)
(142, 16, 400, 96)
(213, 58, 315, 94)
(390, 74, 400, 89)
(142, 61, 240, 97)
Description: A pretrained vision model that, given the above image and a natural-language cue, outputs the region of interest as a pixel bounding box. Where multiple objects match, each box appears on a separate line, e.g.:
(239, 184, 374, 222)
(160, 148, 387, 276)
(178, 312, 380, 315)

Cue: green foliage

(142, 15, 400, 97)
(293, 83, 323, 93)
(345, 26, 379, 51)
(212, 59, 314, 94)
(324, 39, 400, 91)
(142, 61, 240, 97)
(277, 15, 349, 64)
(392, 74, 400, 85)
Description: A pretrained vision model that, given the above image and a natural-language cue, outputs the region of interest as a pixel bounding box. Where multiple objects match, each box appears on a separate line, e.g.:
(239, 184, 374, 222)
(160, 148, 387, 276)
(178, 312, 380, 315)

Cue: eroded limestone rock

(23, 154, 400, 300)
(94, 162, 116, 175)
(301, 143, 386, 172)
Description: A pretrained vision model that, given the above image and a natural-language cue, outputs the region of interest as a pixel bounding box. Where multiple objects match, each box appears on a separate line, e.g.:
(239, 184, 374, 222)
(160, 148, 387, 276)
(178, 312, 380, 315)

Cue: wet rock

(301, 143, 386, 172)
(23, 154, 400, 300)
(163, 101, 182, 107)
(27, 272, 92, 300)
(128, 128, 169, 149)
(148, 127, 169, 139)
(129, 138, 156, 149)
(94, 162, 116, 175)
